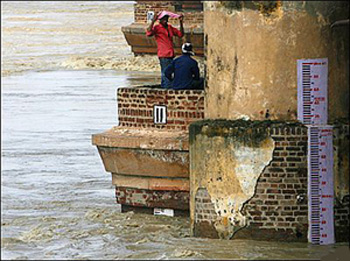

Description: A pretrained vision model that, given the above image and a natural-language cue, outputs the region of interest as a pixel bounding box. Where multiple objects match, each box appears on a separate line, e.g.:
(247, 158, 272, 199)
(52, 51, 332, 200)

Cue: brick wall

(240, 126, 309, 241)
(194, 188, 218, 238)
(116, 187, 189, 210)
(134, 1, 203, 25)
(334, 195, 349, 242)
(192, 123, 349, 241)
(118, 87, 205, 130)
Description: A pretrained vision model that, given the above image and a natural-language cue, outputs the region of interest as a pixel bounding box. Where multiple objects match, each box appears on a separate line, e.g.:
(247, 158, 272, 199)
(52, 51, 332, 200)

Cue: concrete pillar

(189, 1, 349, 241)
(204, 1, 349, 122)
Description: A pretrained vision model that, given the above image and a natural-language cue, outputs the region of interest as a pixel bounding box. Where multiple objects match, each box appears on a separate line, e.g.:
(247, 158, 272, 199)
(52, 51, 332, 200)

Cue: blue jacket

(165, 54, 200, 90)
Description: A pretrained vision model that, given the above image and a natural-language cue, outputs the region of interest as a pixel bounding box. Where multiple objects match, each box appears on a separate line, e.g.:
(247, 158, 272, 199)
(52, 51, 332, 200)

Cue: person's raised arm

(179, 14, 184, 37)
(146, 12, 158, 36)
(172, 14, 184, 38)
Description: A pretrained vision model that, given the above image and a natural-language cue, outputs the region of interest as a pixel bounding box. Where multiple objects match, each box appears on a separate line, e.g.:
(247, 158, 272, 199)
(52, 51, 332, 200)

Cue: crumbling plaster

(190, 121, 275, 239)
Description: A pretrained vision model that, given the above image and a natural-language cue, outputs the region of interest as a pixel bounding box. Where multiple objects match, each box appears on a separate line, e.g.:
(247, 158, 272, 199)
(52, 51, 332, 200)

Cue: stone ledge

(121, 22, 203, 34)
(97, 146, 189, 178)
(92, 126, 189, 150)
(122, 22, 204, 56)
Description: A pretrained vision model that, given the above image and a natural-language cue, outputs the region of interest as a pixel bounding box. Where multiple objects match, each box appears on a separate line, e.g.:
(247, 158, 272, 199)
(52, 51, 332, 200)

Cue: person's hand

(179, 14, 184, 22)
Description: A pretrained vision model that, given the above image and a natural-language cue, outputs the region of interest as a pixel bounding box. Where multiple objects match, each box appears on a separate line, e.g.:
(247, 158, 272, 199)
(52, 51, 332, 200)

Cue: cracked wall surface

(190, 120, 276, 239)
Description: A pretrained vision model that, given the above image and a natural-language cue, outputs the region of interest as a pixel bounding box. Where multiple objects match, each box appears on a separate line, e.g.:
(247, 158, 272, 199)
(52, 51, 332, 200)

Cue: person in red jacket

(146, 11, 184, 88)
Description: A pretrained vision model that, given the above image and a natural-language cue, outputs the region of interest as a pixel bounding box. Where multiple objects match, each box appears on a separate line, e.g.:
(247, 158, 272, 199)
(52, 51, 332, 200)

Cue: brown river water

(1, 1, 348, 260)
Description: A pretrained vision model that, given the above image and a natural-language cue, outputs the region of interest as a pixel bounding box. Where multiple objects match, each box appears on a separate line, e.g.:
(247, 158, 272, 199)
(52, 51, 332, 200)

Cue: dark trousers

(159, 57, 173, 88)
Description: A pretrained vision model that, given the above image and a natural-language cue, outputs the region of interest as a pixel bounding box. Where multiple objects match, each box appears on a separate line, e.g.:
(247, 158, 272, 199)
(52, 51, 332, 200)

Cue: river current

(1, 1, 348, 260)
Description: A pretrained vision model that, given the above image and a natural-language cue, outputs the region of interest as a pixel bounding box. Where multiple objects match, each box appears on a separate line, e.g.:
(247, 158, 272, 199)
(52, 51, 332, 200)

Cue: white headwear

(182, 43, 195, 56)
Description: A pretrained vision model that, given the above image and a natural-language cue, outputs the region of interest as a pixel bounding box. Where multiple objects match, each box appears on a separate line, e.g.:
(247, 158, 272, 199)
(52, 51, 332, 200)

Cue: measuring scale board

(307, 126, 335, 245)
(297, 58, 328, 125)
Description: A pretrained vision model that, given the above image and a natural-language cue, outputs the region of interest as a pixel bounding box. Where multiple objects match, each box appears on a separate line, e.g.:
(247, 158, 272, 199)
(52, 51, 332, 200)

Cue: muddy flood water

(1, 1, 348, 260)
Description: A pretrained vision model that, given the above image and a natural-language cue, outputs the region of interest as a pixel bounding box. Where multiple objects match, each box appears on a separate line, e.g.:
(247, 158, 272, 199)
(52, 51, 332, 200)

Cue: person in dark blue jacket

(164, 43, 204, 90)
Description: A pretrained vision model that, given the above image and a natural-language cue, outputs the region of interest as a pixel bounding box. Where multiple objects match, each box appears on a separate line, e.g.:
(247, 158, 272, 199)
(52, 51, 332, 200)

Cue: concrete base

(121, 204, 189, 217)
(92, 127, 190, 211)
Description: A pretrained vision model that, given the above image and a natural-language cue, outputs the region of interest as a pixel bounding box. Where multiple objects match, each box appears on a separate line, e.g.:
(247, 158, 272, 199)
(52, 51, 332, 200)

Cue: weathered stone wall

(204, 1, 349, 121)
(190, 120, 349, 241)
(134, 1, 203, 26)
(333, 123, 350, 200)
(334, 195, 349, 242)
(118, 87, 204, 130)
(333, 123, 350, 242)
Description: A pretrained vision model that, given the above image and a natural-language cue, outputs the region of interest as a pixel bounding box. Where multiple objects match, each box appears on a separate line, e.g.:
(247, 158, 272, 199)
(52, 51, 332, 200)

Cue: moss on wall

(190, 119, 303, 145)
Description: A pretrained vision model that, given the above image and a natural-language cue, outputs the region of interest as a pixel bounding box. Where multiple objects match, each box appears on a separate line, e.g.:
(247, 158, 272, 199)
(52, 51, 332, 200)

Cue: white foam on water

(1, 1, 345, 260)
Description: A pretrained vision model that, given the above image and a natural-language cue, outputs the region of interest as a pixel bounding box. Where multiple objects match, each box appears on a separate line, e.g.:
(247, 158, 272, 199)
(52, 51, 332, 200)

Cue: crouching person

(165, 43, 204, 90)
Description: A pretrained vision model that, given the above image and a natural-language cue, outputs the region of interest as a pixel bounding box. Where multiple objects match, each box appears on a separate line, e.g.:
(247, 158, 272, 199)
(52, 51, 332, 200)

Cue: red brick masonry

(118, 86, 204, 130)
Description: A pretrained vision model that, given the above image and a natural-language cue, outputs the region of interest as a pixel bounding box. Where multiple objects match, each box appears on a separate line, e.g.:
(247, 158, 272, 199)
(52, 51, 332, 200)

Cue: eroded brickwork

(118, 87, 204, 130)
(193, 188, 218, 238)
(116, 186, 189, 210)
(192, 123, 350, 241)
(240, 126, 308, 241)
(195, 188, 217, 222)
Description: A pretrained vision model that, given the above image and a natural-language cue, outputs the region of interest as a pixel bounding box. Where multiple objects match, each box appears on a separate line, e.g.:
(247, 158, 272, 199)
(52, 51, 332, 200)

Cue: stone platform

(92, 86, 204, 213)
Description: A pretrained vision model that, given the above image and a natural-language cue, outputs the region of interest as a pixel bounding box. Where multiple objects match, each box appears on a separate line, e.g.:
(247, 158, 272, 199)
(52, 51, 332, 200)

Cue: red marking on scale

(315, 97, 325, 102)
